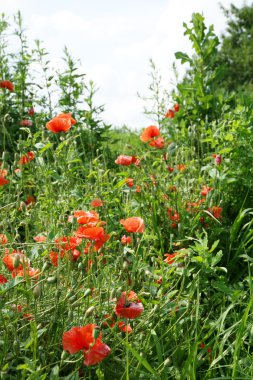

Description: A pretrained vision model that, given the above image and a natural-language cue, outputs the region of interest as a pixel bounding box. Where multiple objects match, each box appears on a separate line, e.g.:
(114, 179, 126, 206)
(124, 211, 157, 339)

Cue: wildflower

(19, 151, 35, 165)
(209, 206, 222, 219)
(115, 290, 144, 319)
(20, 119, 32, 127)
(165, 109, 174, 118)
(164, 253, 177, 264)
(118, 322, 132, 333)
(120, 217, 145, 233)
(0, 274, 8, 284)
(0, 177, 8, 186)
(126, 178, 134, 187)
(55, 236, 82, 251)
(49, 250, 64, 267)
(2, 251, 30, 272)
(149, 136, 164, 149)
(74, 210, 100, 226)
(168, 208, 180, 223)
(46, 113, 76, 133)
(115, 155, 136, 166)
(62, 324, 110, 366)
(91, 198, 104, 207)
(0, 234, 8, 244)
(25, 195, 36, 206)
(136, 185, 141, 193)
(28, 107, 35, 116)
(121, 235, 132, 245)
(75, 226, 106, 240)
(200, 186, 213, 197)
(174, 103, 180, 112)
(0, 80, 14, 92)
(0, 169, 7, 177)
(167, 166, 174, 172)
(215, 154, 222, 165)
(140, 125, 160, 142)
(33, 235, 47, 242)
(12, 267, 39, 280)
(176, 164, 186, 172)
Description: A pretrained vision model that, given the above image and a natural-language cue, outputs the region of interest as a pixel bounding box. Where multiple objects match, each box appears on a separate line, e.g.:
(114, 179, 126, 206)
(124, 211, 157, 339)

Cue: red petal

(83, 340, 110, 366)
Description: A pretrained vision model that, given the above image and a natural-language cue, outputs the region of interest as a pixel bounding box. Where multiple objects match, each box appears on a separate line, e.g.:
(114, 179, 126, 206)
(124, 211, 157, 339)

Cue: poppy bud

(85, 306, 95, 317)
(84, 288, 92, 297)
(123, 261, 129, 270)
(33, 284, 41, 299)
(47, 276, 57, 284)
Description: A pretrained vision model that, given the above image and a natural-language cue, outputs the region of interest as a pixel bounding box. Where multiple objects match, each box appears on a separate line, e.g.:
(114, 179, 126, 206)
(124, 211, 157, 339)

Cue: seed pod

(68, 295, 77, 303)
(123, 261, 129, 270)
(47, 276, 57, 284)
(84, 288, 92, 298)
(85, 306, 95, 317)
(78, 262, 85, 271)
(33, 285, 41, 299)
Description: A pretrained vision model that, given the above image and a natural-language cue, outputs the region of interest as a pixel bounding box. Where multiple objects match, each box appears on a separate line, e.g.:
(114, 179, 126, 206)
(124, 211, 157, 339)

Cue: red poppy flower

(174, 103, 180, 112)
(0, 234, 8, 244)
(0, 80, 14, 92)
(93, 233, 110, 251)
(55, 236, 82, 251)
(126, 178, 134, 187)
(0, 274, 8, 284)
(136, 185, 141, 193)
(115, 290, 144, 319)
(49, 250, 65, 267)
(118, 322, 132, 333)
(19, 151, 35, 165)
(115, 155, 136, 166)
(28, 107, 35, 116)
(2, 252, 29, 272)
(62, 324, 110, 366)
(0, 169, 7, 177)
(167, 166, 174, 172)
(149, 136, 164, 149)
(121, 235, 132, 245)
(20, 119, 32, 127)
(177, 164, 186, 172)
(33, 235, 47, 242)
(25, 195, 36, 206)
(0, 177, 8, 186)
(120, 217, 145, 233)
(12, 267, 39, 279)
(75, 226, 105, 240)
(74, 210, 100, 226)
(164, 253, 177, 264)
(91, 198, 104, 207)
(200, 186, 213, 197)
(46, 113, 76, 133)
(209, 206, 222, 219)
(140, 125, 160, 142)
(165, 109, 174, 118)
(168, 208, 180, 223)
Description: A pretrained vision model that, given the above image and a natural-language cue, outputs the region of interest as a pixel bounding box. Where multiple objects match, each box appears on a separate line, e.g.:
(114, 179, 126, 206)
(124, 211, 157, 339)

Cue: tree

(217, 3, 253, 92)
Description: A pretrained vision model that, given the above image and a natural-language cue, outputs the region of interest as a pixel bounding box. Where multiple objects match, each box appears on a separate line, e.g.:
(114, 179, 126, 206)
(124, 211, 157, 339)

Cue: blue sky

(1, 0, 246, 128)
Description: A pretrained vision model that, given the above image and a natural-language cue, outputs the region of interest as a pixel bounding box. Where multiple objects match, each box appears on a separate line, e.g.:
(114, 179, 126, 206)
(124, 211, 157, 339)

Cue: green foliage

(1, 6, 253, 380)
(217, 3, 253, 92)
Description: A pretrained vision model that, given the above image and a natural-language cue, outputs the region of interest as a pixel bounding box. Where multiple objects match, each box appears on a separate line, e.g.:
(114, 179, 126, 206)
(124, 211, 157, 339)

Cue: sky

(0, 0, 247, 129)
